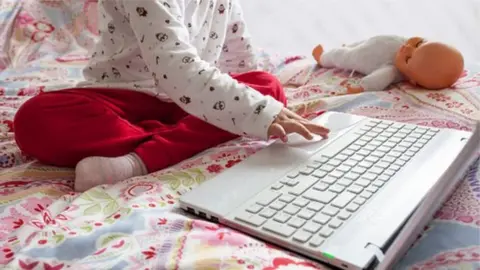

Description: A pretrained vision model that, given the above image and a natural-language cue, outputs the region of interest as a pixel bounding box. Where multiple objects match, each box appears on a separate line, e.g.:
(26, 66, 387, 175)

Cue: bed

(0, 1, 479, 269)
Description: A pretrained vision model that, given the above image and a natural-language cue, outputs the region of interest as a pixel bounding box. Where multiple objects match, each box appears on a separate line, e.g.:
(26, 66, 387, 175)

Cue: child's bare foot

(312, 44, 324, 65)
(74, 153, 147, 192)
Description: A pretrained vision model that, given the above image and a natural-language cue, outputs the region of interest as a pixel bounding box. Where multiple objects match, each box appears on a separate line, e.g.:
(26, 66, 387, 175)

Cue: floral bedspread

(0, 1, 479, 269)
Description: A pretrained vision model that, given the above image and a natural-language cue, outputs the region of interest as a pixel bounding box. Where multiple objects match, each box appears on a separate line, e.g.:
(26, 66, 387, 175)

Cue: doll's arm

(359, 65, 402, 92)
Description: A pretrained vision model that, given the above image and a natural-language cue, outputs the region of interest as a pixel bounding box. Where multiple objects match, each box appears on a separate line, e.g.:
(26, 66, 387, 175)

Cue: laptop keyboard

(235, 119, 439, 248)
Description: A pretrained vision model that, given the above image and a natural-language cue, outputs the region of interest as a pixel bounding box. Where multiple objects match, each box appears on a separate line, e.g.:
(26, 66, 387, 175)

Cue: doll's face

(395, 37, 464, 89)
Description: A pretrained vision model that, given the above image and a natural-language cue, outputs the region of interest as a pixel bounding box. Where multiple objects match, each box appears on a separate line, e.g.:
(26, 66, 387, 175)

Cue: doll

(312, 35, 464, 94)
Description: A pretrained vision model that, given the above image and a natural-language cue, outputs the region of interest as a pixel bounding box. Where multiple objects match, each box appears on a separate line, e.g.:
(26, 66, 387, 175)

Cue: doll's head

(395, 37, 464, 89)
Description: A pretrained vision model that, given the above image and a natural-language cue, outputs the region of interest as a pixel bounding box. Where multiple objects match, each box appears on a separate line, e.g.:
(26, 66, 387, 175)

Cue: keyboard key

(303, 221, 322, 233)
(320, 164, 335, 172)
(354, 197, 366, 205)
(344, 159, 358, 167)
(256, 191, 281, 206)
(271, 182, 284, 190)
(321, 175, 337, 185)
(360, 191, 373, 199)
(394, 146, 407, 152)
(288, 216, 307, 228)
(337, 164, 352, 172)
(346, 203, 360, 212)
(355, 179, 371, 187)
(329, 170, 344, 178)
(288, 175, 319, 196)
(377, 123, 390, 129)
(313, 182, 329, 191)
(313, 213, 331, 224)
(338, 210, 352, 220)
(303, 190, 337, 204)
(365, 156, 379, 163)
(366, 186, 379, 193)
(307, 202, 324, 212)
(362, 135, 374, 142)
(383, 156, 396, 163)
(321, 206, 339, 216)
(371, 151, 385, 158)
(357, 149, 371, 156)
(314, 155, 330, 164)
(284, 178, 299, 187)
(306, 161, 322, 169)
(384, 169, 396, 176)
(382, 132, 394, 138)
(377, 146, 391, 152)
(362, 172, 378, 181)
(344, 172, 360, 180)
(352, 167, 367, 174)
(354, 140, 368, 147)
(394, 159, 406, 166)
(284, 204, 300, 215)
(348, 144, 361, 151)
(378, 175, 390, 182)
(389, 137, 402, 143)
(312, 170, 328, 178)
(279, 194, 295, 203)
(376, 161, 391, 168)
(246, 204, 263, 214)
(404, 137, 416, 143)
(298, 209, 316, 220)
(236, 212, 267, 227)
(329, 184, 345, 193)
(299, 165, 315, 175)
(292, 197, 309, 207)
(259, 208, 276, 218)
(287, 171, 299, 178)
(328, 218, 343, 229)
(327, 159, 342, 166)
(335, 154, 349, 161)
(389, 164, 401, 171)
(293, 230, 312, 243)
(372, 180, 384, 187)
(273, 212, 291, 223)
(368, 138, 381, 145)
(331, 191, 355, 208)
(263, 220, 296, 237)
(348, 185, 364, 194)
(351, 154, 364, 161)
(309, 235, 325, 247)
(270, 200, 286, 211)
(319, 227, 334, 238)
(369, 167, 384, 174)
(341, 149, 355, 156)
(376, 136, 389, 142)
(387, 151, 402, 158)
(383, 141, 396, 148)
(337, 178, 353, 187)
(399, 142, 412, 148)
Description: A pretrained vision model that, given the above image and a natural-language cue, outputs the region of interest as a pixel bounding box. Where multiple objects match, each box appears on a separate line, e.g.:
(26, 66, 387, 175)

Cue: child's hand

(268, 108, 330, 143)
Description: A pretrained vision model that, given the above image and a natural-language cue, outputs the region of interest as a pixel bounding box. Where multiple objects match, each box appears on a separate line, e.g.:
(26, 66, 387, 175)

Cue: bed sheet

(0, 1, 479, 270)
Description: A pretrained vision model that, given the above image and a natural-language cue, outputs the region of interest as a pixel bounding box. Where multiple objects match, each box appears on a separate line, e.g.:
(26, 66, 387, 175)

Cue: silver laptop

(180, 111, 480, 270)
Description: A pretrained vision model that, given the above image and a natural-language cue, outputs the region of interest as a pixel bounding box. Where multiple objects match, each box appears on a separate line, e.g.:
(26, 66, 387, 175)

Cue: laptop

(179, 111, 480, 270)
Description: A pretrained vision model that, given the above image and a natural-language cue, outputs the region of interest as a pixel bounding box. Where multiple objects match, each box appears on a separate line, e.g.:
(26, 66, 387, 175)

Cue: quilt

(0, 1, 479, 269)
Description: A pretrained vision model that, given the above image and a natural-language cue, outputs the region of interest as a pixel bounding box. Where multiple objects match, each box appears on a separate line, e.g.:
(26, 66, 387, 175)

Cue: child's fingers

(282, 120, 313, 140)
(302, 121, 330, 138)
(268, 123, 288, 142)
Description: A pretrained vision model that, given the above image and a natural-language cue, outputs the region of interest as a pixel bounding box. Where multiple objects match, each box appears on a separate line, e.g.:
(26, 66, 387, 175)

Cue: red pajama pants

(13, 71, 287, 173)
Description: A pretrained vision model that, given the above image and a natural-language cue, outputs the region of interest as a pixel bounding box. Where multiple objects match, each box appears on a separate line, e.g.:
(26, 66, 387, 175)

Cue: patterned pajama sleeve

(218, 0, 258, 73)
(121, 0, 284, 139)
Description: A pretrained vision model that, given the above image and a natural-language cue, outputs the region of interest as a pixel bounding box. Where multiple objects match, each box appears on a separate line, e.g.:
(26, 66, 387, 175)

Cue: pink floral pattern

(0, 1, 478, 270)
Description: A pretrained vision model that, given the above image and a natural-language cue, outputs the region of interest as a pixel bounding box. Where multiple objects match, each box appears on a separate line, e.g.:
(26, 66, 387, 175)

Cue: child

(13, 0, 330, 192)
